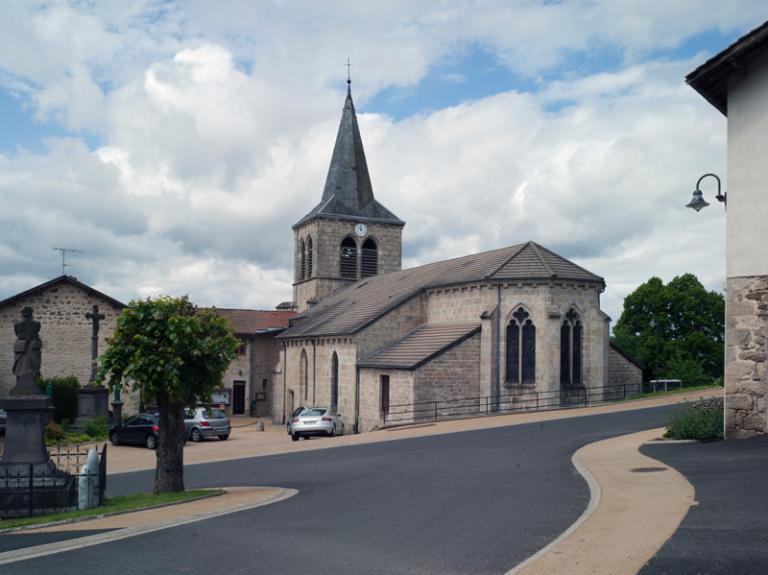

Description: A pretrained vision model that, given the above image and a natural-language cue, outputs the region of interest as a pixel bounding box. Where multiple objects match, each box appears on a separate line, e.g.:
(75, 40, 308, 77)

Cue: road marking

(0, 487, 297, 565)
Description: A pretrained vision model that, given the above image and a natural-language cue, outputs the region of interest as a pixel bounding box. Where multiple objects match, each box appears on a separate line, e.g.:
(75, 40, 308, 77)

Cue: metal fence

(0, 443, 107, 518)
(382, 383, 641, 427)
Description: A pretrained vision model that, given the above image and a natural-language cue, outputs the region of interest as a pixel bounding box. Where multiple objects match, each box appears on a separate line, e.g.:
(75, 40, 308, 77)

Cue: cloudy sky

(0, 1, 763, 323)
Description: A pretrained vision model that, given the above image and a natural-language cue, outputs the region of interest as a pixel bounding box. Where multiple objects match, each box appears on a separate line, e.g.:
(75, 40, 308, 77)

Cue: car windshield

(300, 408, 327, 417)
(205, 409, 227, 419)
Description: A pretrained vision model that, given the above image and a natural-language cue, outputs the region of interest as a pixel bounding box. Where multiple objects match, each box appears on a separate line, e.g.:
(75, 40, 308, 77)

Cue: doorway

(233, 381, 246, 415)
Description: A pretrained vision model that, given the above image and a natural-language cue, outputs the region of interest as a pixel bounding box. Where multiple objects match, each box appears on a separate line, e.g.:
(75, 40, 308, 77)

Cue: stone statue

(11, 306, 42, 395)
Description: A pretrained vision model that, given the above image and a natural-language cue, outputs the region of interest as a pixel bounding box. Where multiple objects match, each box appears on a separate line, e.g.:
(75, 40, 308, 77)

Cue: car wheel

(191, 428, 203, 442)
(329, 425, 336, 437)
(291, 433, 299, 442)
(146, 434, 157, 450)
(218, 434, 229, 440)
(110, 432, 120, 446)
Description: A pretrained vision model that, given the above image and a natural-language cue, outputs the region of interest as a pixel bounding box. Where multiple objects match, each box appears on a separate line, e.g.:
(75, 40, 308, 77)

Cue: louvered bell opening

(361, 238, 378, 278)
(306, 238, 313, 277)
(340, 237, 357, 279)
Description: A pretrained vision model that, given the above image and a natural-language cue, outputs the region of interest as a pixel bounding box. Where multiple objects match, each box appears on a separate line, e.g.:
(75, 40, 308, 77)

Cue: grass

(0, 489, 224, 531)
(626, 384, 721, 401)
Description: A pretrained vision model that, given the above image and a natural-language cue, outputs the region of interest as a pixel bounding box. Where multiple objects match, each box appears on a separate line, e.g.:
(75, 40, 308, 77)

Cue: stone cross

(85, 305, 105, 385)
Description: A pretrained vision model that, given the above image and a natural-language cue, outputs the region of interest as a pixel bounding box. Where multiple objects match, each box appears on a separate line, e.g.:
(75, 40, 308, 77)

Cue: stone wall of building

(293, 218, 403, 311)
(355, 293, 426, 357)
(0, 281, 140, 415)
(607, 345, 643, 397)
(413, 334, 481, 411)
(725, 275, 768, 438)
(358, 368, 413, 432)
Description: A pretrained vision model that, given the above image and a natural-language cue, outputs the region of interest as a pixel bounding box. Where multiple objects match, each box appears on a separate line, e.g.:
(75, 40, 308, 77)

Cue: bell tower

(292, 82, 404, 312)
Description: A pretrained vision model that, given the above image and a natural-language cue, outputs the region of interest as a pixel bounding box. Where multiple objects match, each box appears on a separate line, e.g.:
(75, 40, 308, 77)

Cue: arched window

(330, 352, 339, 409)
(300, 349, 308, 402)
(306, 237, 313, 278)
(339, 237, 357, 279)
(506, 307, 536, 385)
(560, 308, 583, 387)
(361, 238, 378, 278)
(299, 239, 306, 280)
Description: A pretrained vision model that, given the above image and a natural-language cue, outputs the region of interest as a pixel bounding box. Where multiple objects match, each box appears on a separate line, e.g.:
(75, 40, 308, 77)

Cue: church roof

(687, 20, 768, 116)
(278, 241, 603, 339)
(294, 86, 404, 228)
(357, 323, 481, 370)
(0, 275, 126, 310)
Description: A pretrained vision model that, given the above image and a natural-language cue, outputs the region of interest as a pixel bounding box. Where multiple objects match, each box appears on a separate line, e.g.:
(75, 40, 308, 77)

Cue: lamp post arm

(696, 173, 726, 204)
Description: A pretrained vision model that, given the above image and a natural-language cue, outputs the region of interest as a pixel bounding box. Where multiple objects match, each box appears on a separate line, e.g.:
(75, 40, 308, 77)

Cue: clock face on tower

(354, 223, 368, 237)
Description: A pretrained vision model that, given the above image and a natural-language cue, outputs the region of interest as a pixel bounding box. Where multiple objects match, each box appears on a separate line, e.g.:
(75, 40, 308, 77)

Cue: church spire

(293, 79, 404, 229)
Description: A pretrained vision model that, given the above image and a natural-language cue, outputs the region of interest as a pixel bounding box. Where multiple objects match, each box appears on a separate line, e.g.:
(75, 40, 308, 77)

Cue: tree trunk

(153, 391, 185, 494)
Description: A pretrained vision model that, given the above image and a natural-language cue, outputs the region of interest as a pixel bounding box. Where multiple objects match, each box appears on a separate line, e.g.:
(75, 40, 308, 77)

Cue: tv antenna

(53, 247, 82, 276)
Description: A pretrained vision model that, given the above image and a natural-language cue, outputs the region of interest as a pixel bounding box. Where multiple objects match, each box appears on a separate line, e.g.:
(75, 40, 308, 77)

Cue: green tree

(97, 296, 238, 493)
(612, 273, 724, 385)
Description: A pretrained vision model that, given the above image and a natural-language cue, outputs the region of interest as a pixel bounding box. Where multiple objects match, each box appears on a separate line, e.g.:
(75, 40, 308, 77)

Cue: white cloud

(0, 1, 749, 322)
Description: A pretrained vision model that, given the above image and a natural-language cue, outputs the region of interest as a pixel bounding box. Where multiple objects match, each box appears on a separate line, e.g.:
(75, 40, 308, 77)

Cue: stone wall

(355, 293, 426, 357)
(358, 368, 413, 432)
(293, 218, 403, 311)
(413, 334, 481, 411)
(725, 275, 768, 438)
(607, 344, 643, 397)
(0, 280, 140, 416)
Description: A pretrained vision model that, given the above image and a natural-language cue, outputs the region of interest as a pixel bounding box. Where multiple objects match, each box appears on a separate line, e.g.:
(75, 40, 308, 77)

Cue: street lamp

(686, 173, 726, 211)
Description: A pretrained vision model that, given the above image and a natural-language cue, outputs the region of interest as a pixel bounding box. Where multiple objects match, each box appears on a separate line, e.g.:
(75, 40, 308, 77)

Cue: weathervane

(346, 57, 352, 86)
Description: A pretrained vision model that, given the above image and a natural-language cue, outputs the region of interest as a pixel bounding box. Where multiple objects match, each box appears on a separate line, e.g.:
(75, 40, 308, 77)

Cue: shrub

(83, 416, 110, 438)
(665, 397, 724, 442)
(45, 421, 66, 441)
(37, 376, 80, 423)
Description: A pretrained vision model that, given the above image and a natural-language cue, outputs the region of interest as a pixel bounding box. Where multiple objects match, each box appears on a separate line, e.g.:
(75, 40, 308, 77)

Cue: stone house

(275, 84, 641, 432)
(0, 276, 294, 419)
(0, 275, 140, 415)
(687, 20, 768, 437)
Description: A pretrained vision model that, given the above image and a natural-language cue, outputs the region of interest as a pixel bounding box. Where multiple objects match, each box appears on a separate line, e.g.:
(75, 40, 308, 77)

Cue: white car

(185, 407, 231, 442)
(289, 407, 344, 441)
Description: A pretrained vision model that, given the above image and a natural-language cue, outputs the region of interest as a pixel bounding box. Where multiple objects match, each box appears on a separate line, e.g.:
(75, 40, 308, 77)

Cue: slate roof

(210, 308, 295, 335)
(294, 86, 404, 228)
(357, 323, 481, 370)
(0, 275, 126, 309)
(279, 241, 603, 339)
(687, 20, 768, 116)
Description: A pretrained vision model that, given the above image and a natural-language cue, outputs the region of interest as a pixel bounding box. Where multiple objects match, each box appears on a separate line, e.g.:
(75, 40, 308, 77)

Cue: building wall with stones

(358, 368, 414, 432)
(725, 276, 767, 437)
(607, 345, 643, 397)
(413, 334, 481, 406)
(293, 219, 403, 312)
(0, 280, 140, 416)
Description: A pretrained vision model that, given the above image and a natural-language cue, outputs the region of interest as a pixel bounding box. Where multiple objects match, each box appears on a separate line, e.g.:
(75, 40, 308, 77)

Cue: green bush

(665, 397, 724, 442)
(83, 416, 110, 439)
(37, 376, 80, 423)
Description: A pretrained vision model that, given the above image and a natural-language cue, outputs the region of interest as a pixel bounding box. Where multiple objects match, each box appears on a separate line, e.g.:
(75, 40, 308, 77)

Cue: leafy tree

(612, 273, 724, 385)
(97, 296, 238, 493)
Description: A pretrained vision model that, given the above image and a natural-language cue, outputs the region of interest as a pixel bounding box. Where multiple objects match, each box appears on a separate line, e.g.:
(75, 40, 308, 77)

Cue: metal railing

(381, 383, 641, 426)
(0, 443, 107, 518)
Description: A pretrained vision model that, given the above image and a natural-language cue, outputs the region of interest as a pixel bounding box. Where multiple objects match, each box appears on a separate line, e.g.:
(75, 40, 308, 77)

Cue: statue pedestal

(0, 395, 54, 465)
(75, 386, 109, 428)
(111, 400, 123, 426)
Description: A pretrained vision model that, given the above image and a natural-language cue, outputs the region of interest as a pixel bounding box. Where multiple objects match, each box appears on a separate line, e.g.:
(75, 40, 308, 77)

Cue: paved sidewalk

(103, 388, 722, 474)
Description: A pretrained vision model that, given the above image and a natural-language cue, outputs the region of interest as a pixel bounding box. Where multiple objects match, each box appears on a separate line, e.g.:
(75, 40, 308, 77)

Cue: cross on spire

(346, 57, 352, 86)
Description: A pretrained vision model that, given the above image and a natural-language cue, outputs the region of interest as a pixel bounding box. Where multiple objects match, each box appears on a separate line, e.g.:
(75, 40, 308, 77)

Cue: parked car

(185, 407, 230, 442)
(289, 407, 344, 441)
(109, 413, 160, 449)
(0, 408, 6, 434)
(286, 405, 309, 435)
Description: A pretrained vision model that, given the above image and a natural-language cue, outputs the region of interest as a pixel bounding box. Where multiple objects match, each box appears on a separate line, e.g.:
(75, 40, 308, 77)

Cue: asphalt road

(640, 436, 768, 575)
(2, 405, 680, 575)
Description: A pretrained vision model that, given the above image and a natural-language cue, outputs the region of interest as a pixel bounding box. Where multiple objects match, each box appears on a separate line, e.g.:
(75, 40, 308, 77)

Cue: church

(274, 83, 641, 433)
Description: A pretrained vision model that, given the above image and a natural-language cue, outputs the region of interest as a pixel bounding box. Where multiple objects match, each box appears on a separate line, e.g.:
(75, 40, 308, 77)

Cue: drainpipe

(248, 335, 256, 416)
(312, 339, 317, 404)
(282, 343, 287, 424)
(494, 283, 501, 407)
(354, 364, 360, 434)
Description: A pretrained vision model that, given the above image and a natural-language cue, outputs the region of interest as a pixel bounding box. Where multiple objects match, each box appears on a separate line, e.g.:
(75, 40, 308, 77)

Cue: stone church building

(275, 85, 641, 432)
